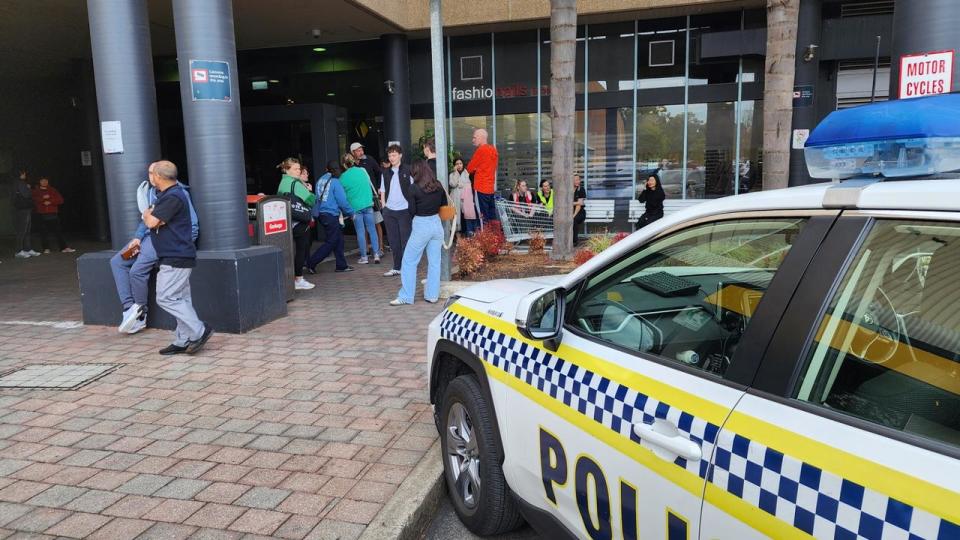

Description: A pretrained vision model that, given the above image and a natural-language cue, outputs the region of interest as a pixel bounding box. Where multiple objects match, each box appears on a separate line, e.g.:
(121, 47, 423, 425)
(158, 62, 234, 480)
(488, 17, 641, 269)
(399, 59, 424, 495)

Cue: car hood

(456, 274, 565, 304)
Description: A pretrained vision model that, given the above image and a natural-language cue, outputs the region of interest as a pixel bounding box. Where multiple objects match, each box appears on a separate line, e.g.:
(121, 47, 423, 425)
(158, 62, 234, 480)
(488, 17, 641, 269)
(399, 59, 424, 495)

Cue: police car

(427, 93, 960, 539)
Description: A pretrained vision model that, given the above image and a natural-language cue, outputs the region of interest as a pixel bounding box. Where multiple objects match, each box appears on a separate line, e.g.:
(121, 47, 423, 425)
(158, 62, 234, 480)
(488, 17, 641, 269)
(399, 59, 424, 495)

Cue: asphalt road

(422, 496, 542, 540)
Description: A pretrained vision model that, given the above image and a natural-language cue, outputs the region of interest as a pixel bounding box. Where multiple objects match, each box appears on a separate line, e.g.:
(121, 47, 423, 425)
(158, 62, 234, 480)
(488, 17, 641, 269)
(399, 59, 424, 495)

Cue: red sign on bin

(264, 220, 287, 235)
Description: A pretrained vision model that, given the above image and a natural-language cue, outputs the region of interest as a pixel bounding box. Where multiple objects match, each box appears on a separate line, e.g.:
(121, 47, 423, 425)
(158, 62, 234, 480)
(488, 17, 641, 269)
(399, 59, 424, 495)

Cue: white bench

(584, 199, 615, 224)
(629, 199, 704, 229)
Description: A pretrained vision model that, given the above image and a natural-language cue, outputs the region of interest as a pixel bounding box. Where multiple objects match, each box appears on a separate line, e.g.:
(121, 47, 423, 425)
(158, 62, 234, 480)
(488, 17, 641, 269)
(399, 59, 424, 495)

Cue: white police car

(427, 93, 960, 539)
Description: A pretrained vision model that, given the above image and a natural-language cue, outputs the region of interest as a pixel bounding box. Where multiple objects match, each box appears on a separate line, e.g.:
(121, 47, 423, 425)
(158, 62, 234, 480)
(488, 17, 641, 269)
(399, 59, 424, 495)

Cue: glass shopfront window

(636, 104, 686, 198)
(422, 8, 765, 216)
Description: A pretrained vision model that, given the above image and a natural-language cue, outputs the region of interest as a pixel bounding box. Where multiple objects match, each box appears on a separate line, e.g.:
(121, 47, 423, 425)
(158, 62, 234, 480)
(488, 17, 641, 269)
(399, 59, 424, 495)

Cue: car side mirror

(516, 287, 565, 351)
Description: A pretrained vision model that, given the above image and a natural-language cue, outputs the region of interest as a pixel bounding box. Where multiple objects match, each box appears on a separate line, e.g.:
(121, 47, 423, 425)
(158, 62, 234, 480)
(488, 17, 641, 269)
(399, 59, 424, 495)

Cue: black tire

(440, 375, 525, 535)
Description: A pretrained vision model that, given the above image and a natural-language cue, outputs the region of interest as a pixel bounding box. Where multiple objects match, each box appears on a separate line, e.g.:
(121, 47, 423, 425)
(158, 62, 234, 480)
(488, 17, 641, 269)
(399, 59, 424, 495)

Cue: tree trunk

(550, 0, 576, 260)
(762, 0, 799, 191)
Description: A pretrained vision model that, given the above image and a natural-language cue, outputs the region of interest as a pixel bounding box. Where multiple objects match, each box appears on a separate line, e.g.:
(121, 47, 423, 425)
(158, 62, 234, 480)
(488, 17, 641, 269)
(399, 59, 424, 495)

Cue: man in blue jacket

(110, 176, 198, 334)
(306, 164, 355, 273)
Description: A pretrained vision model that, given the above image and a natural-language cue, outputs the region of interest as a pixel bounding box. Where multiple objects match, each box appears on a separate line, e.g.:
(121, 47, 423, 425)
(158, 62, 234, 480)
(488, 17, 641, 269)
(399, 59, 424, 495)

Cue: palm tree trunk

(550, 0, 576, 260)
(762, 0, 799, 191)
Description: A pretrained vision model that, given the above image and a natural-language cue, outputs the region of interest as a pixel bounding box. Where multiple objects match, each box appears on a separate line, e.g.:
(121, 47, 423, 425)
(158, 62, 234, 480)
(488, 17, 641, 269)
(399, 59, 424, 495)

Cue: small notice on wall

(190, 60, 232, 102)
(100, 121, 123, 154)
(792, 129, 810, 150)
(80, 151, 92, 166)
(898, 50, 954, 99)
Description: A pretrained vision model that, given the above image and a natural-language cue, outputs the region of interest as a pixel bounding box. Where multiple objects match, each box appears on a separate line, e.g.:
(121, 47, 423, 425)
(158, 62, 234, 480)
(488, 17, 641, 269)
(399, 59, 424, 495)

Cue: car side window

(571, 218, 807, 378)
(795, 220, 960, 448)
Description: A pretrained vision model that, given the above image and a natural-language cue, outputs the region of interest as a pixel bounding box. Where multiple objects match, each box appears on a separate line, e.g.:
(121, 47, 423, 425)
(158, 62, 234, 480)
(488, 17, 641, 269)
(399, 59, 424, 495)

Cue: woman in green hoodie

(339, 153, 381, 265)
(276, 157, 317, 290)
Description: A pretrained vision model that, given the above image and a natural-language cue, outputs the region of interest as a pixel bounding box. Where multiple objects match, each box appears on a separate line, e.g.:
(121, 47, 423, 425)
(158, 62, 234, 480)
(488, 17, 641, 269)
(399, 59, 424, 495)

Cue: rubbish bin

(255, 195, 294, 302)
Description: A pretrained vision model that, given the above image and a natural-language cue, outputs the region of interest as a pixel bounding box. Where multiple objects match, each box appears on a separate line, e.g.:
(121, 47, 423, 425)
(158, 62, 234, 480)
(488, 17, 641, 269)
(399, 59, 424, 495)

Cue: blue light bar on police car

(804, 92, 960, 179)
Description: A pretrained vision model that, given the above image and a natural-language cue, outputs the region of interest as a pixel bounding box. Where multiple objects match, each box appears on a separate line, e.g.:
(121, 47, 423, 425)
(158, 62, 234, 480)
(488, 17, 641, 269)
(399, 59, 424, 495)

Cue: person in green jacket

(339, 153, 381, 264)
(276, 157, 316, 290)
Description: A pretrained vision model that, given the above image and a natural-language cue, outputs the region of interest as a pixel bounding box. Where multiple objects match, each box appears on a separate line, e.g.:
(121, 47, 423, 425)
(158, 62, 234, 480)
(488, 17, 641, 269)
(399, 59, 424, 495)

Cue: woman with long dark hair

(636, 172, 666, 229)
(390, 160, 446, 305)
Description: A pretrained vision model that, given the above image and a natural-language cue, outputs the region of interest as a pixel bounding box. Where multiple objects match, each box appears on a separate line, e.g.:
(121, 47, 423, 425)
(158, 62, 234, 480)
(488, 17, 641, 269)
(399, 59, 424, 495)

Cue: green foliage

(412, 129, 459, 174)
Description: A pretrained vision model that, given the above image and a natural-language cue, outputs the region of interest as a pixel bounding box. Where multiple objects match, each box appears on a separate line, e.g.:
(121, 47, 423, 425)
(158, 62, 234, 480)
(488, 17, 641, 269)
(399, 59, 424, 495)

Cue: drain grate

(0, 364, 121, 390)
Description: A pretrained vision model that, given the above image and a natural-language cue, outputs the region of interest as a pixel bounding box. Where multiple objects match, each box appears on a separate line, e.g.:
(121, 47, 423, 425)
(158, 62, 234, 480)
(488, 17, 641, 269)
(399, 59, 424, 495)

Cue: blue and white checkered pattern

(710, 429, 958, 540)
(441, 311, 719, 480)
(440, 310, 959, 540)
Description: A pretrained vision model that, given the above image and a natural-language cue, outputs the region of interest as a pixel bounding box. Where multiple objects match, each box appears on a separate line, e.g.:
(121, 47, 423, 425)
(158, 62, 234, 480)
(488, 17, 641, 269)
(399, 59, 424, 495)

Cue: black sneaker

(159, 344, 189, 355)
(186, 324, 214, 355)
(335, 266, 355, 273)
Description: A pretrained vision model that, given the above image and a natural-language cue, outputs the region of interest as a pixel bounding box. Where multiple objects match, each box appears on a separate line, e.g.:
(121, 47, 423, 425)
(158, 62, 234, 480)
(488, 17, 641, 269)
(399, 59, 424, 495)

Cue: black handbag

(287, 192, 312, 223)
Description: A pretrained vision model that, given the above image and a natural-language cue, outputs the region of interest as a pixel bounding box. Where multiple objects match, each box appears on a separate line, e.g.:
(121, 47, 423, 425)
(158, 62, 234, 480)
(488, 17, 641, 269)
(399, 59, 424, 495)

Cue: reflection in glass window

(687, 102, 736, 198)
(573, 218, 806, 378)
(636, 104, 686, 199)
(495, 113, 540, 191)
(796, 221, 960, 448)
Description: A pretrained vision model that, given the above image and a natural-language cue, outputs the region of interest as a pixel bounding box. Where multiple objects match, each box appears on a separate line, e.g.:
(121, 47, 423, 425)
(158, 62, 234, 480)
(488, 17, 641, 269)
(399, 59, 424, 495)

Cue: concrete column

(890, 0, 960, 98)
(383, 34, 412, 156)
(172, 0, 249, 250)
(788, 0, 821, 187)
(86, 0, 161, 250)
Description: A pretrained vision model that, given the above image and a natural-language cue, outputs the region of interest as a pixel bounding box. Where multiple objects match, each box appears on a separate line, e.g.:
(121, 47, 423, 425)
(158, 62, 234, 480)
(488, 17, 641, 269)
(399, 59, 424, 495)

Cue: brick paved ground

(0, 242, 443, 539)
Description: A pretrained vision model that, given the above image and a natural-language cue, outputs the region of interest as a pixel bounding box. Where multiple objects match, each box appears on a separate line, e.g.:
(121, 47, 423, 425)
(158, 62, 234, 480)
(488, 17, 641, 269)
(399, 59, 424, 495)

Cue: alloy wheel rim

(445, 402, 481, 509)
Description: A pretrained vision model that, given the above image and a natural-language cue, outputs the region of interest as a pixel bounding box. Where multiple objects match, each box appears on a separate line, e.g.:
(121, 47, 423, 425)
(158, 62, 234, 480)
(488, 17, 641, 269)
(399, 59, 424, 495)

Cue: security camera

(312, 29, 322, 39)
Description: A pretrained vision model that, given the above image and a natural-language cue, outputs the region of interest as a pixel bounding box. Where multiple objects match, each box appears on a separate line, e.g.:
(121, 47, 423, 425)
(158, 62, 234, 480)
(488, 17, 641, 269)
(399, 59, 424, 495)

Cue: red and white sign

(261, 200, 288, 235)
(191, 68, 209, 83)
(898, 50, 954, 99)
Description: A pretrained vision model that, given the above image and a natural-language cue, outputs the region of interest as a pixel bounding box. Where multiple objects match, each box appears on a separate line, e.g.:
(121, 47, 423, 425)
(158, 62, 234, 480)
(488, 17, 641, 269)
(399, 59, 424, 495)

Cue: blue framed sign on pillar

(189, 59, 232, 102)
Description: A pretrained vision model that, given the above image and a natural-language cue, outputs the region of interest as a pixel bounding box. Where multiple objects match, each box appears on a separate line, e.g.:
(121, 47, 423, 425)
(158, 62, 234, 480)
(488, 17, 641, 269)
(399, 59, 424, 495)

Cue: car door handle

(633, 420, 703, 462)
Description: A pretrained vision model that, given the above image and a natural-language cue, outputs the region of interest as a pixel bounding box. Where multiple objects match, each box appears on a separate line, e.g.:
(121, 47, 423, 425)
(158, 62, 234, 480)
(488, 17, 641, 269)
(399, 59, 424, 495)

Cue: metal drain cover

(0, 364, 121, 390)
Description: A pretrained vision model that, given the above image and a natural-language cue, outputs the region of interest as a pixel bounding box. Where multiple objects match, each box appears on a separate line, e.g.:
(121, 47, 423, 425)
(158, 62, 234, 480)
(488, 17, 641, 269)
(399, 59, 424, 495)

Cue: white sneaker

(61, 247, 76, 253)
(42, 249, 51, 254)
(295, 278, 315, 290)
(358, 257, 369, 265)
(27, 250, 41, 256)
(118, 304, 145, 333)
(389, 298, 410, 306)
(15, 251, 30, 259)
(126, 315, 147, 334)
(383, 269, 400, 277)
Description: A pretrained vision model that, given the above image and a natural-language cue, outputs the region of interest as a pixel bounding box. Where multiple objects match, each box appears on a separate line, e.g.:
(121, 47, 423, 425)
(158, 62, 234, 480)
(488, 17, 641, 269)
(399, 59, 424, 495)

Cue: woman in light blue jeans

(353, 207, 380, 264)
(339, 154, 381, 264)
(392, 160, 446, 305)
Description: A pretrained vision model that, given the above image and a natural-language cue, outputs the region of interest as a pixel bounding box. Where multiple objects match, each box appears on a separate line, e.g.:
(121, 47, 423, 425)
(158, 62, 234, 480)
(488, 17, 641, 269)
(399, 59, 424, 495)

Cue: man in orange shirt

(466, 128, 499, 223)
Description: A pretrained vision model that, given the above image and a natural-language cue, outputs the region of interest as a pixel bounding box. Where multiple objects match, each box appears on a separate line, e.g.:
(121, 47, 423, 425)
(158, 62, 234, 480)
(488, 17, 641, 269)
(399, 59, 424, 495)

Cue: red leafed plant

(475, 220, 507, 258)
(528, 229, 546, 253)
(612, 231, 630, 244)
(573, 248, 596, 266)
(455, 236, 486, 276)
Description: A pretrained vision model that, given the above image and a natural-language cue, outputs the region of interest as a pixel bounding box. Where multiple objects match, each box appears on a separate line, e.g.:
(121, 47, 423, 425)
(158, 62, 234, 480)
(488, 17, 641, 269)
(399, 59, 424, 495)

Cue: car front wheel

(440, 374, 524, 535)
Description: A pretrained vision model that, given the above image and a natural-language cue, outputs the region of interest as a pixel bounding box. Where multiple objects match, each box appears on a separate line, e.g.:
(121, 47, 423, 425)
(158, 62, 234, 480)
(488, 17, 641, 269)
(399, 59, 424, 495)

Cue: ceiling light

(313, 47, 326, 53)
(326, 92, 336, 97)
(268, 79, 279, 84)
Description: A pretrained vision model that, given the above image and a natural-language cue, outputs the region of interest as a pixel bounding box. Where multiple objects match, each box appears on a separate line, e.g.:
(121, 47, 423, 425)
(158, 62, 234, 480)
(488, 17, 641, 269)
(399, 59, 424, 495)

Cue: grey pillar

(173, 0, 249, 250)
(890, 0, 960, 98)
(788, 0, 821, 187)
(383, 34, 412, 157)
(87, 0, 161, 250)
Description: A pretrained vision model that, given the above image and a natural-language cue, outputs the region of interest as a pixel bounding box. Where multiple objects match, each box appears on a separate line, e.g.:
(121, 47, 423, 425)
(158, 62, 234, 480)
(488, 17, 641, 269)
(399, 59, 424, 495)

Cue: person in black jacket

(636, 173, 666, 229)
(391, 160, 446, 306)
(379, 144, 414, 276)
